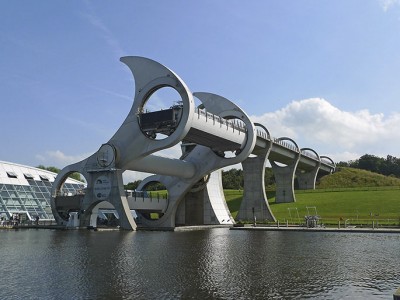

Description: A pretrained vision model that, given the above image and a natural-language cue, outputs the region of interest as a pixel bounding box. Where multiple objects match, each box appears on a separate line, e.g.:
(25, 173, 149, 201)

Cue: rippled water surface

(0, 228, 399, 299)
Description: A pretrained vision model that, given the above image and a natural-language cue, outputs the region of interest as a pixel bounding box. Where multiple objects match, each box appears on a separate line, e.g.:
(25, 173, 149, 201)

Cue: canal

(0, 228, 399, 299)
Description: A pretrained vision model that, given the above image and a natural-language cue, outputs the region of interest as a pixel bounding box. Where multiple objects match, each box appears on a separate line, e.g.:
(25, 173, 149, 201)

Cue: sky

(1, 0, 400, 182)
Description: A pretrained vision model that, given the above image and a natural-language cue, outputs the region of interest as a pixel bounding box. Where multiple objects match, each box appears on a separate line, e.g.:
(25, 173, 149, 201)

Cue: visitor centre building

(0, 160, 84, 221)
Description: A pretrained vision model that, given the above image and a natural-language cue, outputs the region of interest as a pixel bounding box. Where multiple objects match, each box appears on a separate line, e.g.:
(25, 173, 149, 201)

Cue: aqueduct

(50, 56, 335, 230)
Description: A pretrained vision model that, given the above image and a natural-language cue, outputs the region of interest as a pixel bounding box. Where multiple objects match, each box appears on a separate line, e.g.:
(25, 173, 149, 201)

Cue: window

(39, 175, 50, 181)
(24, 173, 35, 180)
(6, 171, 18, 178)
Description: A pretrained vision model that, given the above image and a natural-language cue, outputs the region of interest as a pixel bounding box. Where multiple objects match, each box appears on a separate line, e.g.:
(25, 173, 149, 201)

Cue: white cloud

(122, 170, 151, 184)
(251, 98, 400, 163)
(379, 0, 400, 12)
(36, 150, 91, 168)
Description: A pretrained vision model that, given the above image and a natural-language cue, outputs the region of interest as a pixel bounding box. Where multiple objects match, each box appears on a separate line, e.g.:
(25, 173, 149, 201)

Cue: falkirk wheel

(50, 56, 335, 230)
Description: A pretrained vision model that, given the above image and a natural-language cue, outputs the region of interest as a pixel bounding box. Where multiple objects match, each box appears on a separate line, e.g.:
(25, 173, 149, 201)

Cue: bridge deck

(138, 108, 334, 172)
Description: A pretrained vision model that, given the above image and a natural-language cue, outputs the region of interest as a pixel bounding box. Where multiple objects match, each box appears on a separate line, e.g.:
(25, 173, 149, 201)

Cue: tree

(124, 180, 142, 190)
(222, 168, 243, 189)
(340, 153, 400, 178)
(264, 167, 275, 189)
(69, 172, 83, 182)
(357, 154, 383, 173)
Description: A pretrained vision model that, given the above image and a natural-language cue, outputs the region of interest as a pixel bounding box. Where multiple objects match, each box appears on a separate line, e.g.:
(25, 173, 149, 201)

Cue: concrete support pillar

(109, 170, 137, 230)
(297, 148, 321, 190)
(270, 137, 301, 203)
(297, 168, 319, 190)
(271, 161, 298, 203)
(271, 158, 300, 203)
(176, 186, 205, 226)
(176, 170, 234, 226)
(237, 148, 276, 222)
(83, 170, 137, 230)
(203, 170, 234, 225)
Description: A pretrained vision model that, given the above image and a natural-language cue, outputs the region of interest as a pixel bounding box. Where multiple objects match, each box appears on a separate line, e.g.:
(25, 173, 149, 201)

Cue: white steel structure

(50, 56, 335, 231)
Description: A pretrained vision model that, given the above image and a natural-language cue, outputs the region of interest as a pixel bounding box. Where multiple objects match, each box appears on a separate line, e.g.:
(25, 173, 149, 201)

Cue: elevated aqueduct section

(50, 56, 335, 230)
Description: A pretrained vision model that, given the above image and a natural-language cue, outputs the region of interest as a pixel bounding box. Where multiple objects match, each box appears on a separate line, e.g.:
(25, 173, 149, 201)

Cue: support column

(178, 170, 235, 226)
(82, 169, 137, 230)
(271, 160, 299, 203)
(237, 126, 275, 222)
(203, 170, 234, 225)
(297, 168, 319, 189)
(270, 138, 301, 203)
(297, 148, 321, 190)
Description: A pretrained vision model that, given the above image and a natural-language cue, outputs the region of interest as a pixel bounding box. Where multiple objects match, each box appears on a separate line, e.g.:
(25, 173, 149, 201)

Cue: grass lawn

(224, 188, 400, 226)
(143, 187, 400, 226)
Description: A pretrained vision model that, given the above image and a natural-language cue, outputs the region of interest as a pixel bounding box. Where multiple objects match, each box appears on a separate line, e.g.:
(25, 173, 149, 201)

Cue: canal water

(0, 228, 399, 299)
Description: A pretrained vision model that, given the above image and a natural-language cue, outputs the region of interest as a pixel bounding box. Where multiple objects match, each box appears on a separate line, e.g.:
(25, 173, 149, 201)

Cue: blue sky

(1, 0, 400, 181)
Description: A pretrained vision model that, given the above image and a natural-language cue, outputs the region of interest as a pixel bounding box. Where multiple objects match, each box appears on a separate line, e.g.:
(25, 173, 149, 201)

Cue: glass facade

(0, 161, 84, 221)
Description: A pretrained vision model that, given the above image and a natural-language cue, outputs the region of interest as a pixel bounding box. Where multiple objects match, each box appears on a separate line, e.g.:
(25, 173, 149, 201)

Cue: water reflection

(0, 229, 399, 299)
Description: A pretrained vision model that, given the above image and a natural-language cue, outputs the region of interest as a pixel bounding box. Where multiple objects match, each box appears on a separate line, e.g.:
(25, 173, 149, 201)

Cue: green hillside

(317, 167, 400, 188)
(225, 167, 400, 226)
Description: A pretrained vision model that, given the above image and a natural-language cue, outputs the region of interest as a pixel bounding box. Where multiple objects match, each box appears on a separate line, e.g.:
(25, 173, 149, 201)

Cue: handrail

(141, 107, 334, 168)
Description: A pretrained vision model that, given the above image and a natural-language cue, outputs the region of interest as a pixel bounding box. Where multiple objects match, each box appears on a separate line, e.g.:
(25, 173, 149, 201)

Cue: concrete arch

(135, 175, 170, 222)
(136, 173, 174, 201)
(50, 160, 88, 226)
(270, 137, 300, 169)
(275, 136, 300, 151)
(297, 148, 321, 190)
(301, 147, 320, 161)
(320, 155, 336, 168)
(254, 122, 271, 140)
(85, 200, 118, 228)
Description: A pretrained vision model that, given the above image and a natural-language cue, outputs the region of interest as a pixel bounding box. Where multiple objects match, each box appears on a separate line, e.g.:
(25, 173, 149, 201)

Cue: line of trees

(124, 181, 165, 191)
(222, 168, 276, 190)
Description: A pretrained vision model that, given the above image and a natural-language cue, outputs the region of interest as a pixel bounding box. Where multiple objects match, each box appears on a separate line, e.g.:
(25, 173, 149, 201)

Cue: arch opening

(87, 201, 122, 228)
(135, 180, 168, 221)
(53, 172, 86, 223)
(138, 86, 184, 140)
(270, 137, 300, 168)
